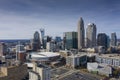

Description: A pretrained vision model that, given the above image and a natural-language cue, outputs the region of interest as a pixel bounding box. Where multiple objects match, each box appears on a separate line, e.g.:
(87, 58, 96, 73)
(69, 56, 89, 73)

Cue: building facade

(95, 54, 120, 67)
(77, 17, 85, 50)
(97, 33, 108, 49)
(111, 32, 117, 46)
(29, 63, 50, 80)
(66, 54, 87, 68)
(86, 23, 97, 48)
(32, 31, 41, 51)
(0, 42, 7, 56)
(40, 28, 45, 47)
(43, 36, 52, 49)
(0, 64, 27, 80)
(64, 32, 78, 50)
(46, 41, 56, 52)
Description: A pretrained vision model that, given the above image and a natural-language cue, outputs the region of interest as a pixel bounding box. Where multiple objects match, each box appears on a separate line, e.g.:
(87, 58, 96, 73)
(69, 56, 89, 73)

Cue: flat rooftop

(97, 54, 120, 59)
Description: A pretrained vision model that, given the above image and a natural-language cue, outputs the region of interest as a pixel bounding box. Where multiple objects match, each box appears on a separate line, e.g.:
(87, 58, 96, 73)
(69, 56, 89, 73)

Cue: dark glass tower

(64, 32, 78, 50)
(32, 31, 41, 51)
(97, 33, 107, 49)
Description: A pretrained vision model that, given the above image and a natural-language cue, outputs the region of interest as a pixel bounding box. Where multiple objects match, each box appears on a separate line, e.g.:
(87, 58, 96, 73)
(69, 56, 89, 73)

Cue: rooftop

(97, 54, 120, 59)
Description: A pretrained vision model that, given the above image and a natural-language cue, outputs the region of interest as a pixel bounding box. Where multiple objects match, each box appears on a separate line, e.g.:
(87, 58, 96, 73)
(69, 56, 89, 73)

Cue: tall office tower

(86, 23, 97, 48)
(97, 33, 108, 49)
(32, 31, 41, 51)
(64, 32, 78, 50)
(77, 17, 85, 50)
(0, 42, 7, 56)
(111, 32, 117, 46)
(40, 28, 45, 46)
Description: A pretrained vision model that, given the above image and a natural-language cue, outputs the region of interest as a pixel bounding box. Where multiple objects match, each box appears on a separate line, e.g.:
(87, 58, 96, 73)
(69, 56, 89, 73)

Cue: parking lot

(51, 66, 102, 80)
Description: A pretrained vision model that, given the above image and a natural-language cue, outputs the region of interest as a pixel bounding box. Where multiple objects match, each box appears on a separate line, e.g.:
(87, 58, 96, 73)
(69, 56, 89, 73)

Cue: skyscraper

(64, 32, 78, 50)
(97, 33, 108, 49)
(77, 17, 85, 50)
(86, 23, 97, 48)
(111, 32, 117, 46)
(40, 28, 45, 45)
(0, 42, 7, 56)
(32, 31, 41, 51)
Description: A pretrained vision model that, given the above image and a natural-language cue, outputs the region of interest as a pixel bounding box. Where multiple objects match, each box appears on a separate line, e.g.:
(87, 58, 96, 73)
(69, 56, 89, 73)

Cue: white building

(29, 63, 50, 80)
(46, 42, 56, 52)
(96, 54, 120, 67)
(87, 62, 112, 77)
(16, 45, 25, 53)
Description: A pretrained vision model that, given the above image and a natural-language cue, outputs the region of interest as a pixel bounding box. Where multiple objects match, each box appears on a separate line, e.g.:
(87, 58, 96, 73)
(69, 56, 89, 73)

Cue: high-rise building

(86, 23, 97, 48)
(40, 28, 45, 46)
(64, 32, 78, 50)
(0, 42, 7, 56)
(32, 31, 41, 51)
(97, 33, 108, 49)
(43, 36, 52, 49)
(77, 17, 85, 50)
(111, 32, 117, 46)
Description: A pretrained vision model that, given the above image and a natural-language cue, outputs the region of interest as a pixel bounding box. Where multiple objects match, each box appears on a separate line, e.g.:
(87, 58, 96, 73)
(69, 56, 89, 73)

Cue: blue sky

(0, 0, 120, 39)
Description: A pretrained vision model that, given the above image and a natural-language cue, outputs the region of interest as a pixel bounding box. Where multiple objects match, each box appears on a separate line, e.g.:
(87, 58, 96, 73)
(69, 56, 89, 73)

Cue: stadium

(28, 52, 60, 63)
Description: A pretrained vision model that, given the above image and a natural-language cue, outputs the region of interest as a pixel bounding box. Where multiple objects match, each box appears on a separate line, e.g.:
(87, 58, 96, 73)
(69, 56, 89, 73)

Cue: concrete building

(97, 33, 108, 49)
(29, 63, 50, 80)
(96, 54, 120, 67)
(66, 54, 87, 68)
(0, 64, 28, 80)
(43, 36, 52, 49)
(46, 41, 56, 52)
(77, 17, 85, 50)
(111, 32, 117, 47)
(64, 32, 78, 50)
(16, 45, 26, 62)
(32, 31, 41, 51)
(87, 63, 112, 77)
(0, 42, 7, 56)
(86, 23, 97, 48)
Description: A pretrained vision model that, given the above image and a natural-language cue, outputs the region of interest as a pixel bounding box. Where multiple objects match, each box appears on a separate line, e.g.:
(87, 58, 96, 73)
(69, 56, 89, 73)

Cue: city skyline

(0, 0, 120, 39)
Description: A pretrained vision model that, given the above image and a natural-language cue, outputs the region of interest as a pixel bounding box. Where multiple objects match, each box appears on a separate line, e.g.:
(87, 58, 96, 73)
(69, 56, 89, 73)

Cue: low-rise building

(29, 63, 50, 80)
(96, 54, 120, 67)
(66, 54, 87, 68)
(87, 62, 112, 77)
(0, 64, 28, 80)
